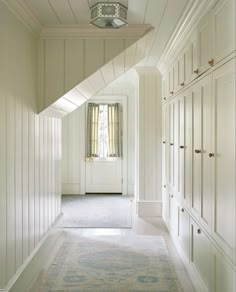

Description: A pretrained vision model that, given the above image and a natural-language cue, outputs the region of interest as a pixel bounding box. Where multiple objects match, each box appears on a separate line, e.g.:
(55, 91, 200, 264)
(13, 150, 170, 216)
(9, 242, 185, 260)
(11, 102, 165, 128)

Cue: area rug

(56, 195, 132, 228)
(29, 233, 183, 292)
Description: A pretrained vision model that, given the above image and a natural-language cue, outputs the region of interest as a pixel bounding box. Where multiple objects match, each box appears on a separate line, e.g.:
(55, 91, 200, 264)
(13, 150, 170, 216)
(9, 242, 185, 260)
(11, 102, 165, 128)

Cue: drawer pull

(181, 208, 184, 212)
(170, 143, 174, 146)
(209, 153, 214, 157)
(208, 58, 214, 66)
(163, 97, 167, 100)
(195, 149, 201, 154)
(164, 185, 166, 188)
(180, 82, 185, 86)
(180, 145, 185, 149)
(197, 228, 201, 234)
(194, 69, 199, 74)
(171, 195, 173, 198)
(170, 91, 174, 95)
(163, 141, 166, 144)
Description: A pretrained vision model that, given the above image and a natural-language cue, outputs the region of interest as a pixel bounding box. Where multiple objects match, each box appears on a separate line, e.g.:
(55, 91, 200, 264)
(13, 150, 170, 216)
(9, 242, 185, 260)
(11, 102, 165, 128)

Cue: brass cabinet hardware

(180, 82, 185, 86)
(180, 145, 185, 149)
(170, 143, 174, 146)
(164, 185, 166, 188)
(195, 149, 201, 154)
(163, 97, 167, 100)
(170, 91, 174, 94)
(181, 208, 184, 212)
(171, 194, 173, 198)
(208, 58, 214, 66)
(209, 153, 215, 157)
(163, 141, 166, 144)
(194, 69, 199, 74)
(197, 228, 201, 234)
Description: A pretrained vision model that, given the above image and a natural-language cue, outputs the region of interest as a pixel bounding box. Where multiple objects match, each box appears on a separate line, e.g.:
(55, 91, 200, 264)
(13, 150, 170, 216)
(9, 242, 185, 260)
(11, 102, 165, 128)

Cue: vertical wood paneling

(105, 39, 125, 62)
(85, 39, 104, 78)
(15, 97, 23, 270)
(45, 40, 65, 107)
(29, 111, 35, 253)
(0, 4, 62, 289)
(7, 95, 16, 281)
(65, 39, 84, 92)
(0, 93, 7, 287)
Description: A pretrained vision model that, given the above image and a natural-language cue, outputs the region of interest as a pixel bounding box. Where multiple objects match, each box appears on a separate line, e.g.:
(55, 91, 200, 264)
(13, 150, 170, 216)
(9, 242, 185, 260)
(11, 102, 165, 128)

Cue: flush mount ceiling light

(90, 2, 128, 29)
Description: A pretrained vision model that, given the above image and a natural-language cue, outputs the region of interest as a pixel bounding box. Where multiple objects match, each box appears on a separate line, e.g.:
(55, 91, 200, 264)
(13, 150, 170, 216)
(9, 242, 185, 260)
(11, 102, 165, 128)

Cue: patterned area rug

(56, 195, 132, 228)
(29, 233, 183, 292)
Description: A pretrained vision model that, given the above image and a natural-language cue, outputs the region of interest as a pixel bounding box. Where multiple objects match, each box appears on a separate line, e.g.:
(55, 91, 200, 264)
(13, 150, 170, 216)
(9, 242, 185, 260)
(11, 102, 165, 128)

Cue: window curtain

(87, 103, 99, 157)
(108, 103, 122, 157)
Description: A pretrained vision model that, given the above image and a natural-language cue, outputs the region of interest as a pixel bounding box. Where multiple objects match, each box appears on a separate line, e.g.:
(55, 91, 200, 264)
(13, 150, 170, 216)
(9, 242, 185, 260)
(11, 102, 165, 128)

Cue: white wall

(0, 3, 61, 289)
(135, 70, 162, 216)
(62, 86, 135, 195)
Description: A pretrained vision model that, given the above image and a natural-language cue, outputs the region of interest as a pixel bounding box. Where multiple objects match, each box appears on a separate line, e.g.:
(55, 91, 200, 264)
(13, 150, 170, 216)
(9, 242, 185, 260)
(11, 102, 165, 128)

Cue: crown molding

(39, 24, 152, 40)
(2, 0, 42, 35)
(157, 0, 217, 75)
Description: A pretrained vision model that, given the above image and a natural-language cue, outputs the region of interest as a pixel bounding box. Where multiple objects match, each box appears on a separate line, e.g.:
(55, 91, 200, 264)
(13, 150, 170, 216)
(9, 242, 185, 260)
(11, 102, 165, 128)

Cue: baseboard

(5, 213, 63, 292)
(136, 200, 162, 217)
(62, 183, 80, 195)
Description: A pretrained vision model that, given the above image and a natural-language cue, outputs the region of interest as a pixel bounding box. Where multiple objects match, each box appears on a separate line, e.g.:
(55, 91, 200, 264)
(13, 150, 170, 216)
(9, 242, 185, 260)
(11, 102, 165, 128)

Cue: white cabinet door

(162, 188, 170, 226)
(211, 0, 235, 64)
(212, 245, 235, 292)
(168, 66, 174, 97)
(179, 206, 190, 260)
(179, 49, 186, 88)
(185, 42, 192, 85)
(173, 60, 179, 92)
(170, 194, 179, 238)
(173, 98, 179, 196)
(197, 12, 213, 74)
(212, 58, 235, 263)
(169, 102, 175, 189)
(190, 220, 212, 291)
(179, 95, 185, 202)
(192, 83, 202, 218)
(184, 89, 192, 209)
(189, 30, 200, 80)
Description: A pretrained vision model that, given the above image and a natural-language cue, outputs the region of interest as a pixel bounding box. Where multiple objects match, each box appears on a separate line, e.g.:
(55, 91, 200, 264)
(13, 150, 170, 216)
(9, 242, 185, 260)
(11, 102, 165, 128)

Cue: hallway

(26, 198, 195, 292)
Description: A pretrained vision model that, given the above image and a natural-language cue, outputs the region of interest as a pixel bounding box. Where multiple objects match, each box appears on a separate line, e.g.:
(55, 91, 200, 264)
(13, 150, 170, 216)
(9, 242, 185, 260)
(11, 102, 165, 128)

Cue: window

(86, 103, 122, 158)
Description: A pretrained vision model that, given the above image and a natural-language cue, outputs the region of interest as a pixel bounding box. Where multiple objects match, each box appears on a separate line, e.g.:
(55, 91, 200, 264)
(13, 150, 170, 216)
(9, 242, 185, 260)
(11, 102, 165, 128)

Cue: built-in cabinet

(161, 0, 235, 290)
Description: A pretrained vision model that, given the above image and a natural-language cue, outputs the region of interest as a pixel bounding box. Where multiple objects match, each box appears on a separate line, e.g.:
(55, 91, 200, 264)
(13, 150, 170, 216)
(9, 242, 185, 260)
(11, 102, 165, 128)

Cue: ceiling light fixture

(90, 2, 128, 29)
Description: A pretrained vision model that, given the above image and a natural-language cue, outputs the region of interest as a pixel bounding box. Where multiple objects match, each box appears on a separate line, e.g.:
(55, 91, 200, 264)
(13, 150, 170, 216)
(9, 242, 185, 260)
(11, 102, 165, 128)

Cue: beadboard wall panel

(0, 3, 62, 290)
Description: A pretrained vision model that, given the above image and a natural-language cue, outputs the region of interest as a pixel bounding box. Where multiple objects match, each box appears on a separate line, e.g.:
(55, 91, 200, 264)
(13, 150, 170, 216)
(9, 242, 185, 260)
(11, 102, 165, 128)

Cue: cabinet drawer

(190, 220, 212, 291)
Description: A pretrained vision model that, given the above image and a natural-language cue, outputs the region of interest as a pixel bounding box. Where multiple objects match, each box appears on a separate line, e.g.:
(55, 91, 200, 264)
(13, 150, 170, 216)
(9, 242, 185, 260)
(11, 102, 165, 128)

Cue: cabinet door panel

(179, 51, 185, 86)
(192, 85, 202, 216)
(179, 207, 190, 260)
(190, 31, 199, 81)
(179, 96, 185, 201)
(173, 61, 179, 92)
(201, 75, 213, 231)
(198, 13, 212, 74)
(173, 99, 179, 195)
(169, 103, 174, 188)
(191, 220, 212, 291)
(184, 91, 192, 209)
(212, 0, 235, 63)
(213, 58, 235, 262)
(170, 195, 179, 238)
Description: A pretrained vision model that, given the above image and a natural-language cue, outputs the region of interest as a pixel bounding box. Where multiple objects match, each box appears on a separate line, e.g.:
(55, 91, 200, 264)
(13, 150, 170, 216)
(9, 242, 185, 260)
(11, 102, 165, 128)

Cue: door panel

(179, 96, 185, 202)
(213, 58, 235, 262)
(86, 159, 122, 193)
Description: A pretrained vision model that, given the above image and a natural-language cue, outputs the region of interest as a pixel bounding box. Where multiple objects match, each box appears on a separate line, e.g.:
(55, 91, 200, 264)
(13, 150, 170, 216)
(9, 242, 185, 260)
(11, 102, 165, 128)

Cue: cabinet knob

(194, 69, 199, 74)
(163, 97, 167, 100)
(208, 58, 214, 66)
(170, 91, 174, 95)
(181, 208, 184, 212)
(164, 185, 166, 188)
(163, 141, 166, 144)
(170, 143, 174, 146)
(197, 228, 201, 234)
(195, 149, 201, 154)
(180, 145, 185, 149)
(171, 195, 173, 198)
(180, 82, 185, 86)
(209, 153, 214, 157)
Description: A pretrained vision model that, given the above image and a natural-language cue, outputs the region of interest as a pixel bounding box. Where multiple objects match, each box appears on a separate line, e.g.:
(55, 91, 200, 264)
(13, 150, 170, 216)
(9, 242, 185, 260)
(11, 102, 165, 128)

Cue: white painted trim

(136, 201, 162, 217)
(1, 0, 42, 35)
(5, 213, 63, 292)
(84, 95, 128, 195)
(40, 24, 152, 40)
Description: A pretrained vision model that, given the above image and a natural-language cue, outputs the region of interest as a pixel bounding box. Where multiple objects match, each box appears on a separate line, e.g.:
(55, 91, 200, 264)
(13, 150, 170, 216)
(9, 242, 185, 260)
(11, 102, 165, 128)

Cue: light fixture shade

(90, 2, 128, 29)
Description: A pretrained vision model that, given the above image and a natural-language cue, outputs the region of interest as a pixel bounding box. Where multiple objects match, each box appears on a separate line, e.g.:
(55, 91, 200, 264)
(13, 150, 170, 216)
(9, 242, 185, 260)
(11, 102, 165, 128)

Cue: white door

(85, 97, 127, 194)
